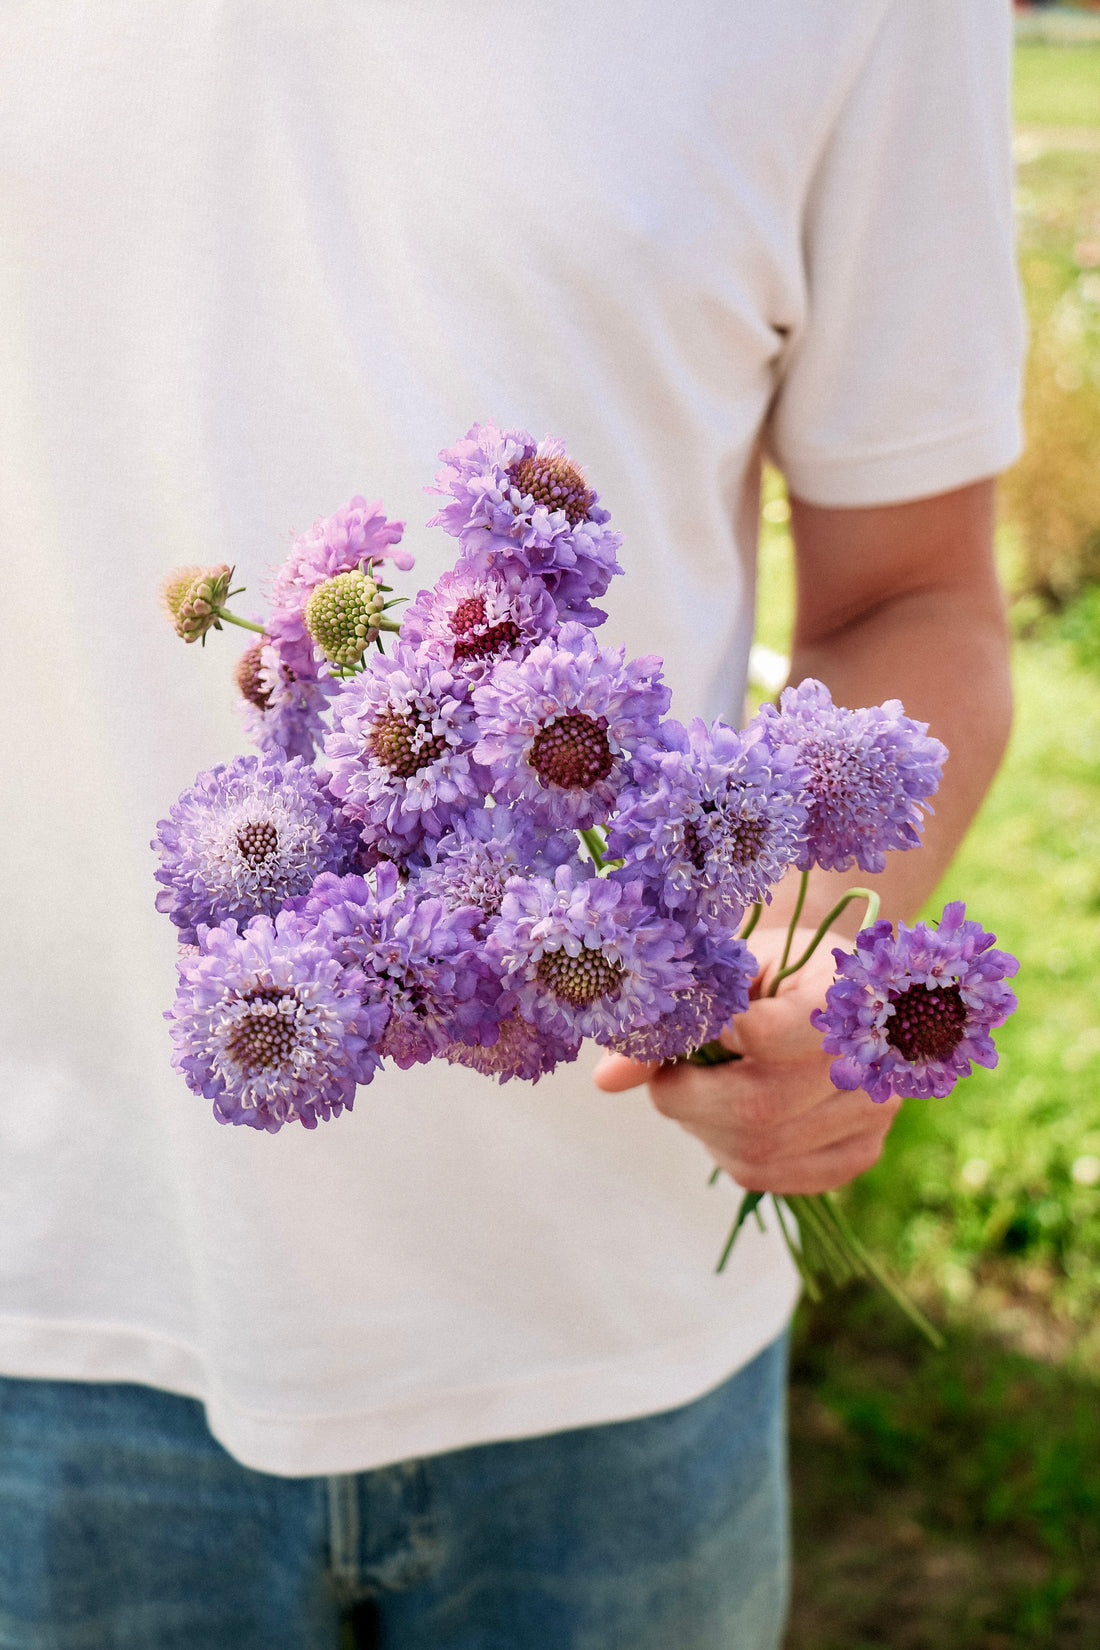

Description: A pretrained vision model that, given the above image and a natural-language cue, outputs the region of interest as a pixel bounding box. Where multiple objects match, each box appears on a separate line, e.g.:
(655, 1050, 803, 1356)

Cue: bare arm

(593, 478, 1012, 1195)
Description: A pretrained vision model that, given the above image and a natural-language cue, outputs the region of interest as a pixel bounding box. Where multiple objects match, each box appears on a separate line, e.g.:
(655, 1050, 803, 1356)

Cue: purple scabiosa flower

(415, 808, 579, 933)
(267, 496, 409, 678)
(445, 1009, 580, 1085)
(168, 911, 385, 1131)
(755, 679, 947, 875)
(607, 916, 757, 1063)
(399, 563, 558, 679)
(486, 864, 692, 1045)
(301, 865, 500, 1069)
(810, 902, 1018, 1103)
(323, 646, 487, 856)
(607, 719, 809, 927)
(236, 639, 333, 762)
(153, 754, 360, 945)
(472, 624, 669, 831)
(427, 423, 622, 625)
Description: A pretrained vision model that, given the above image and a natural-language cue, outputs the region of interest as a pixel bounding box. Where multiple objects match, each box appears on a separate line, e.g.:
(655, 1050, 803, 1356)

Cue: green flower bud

(304, 569, 382, 668)
(162, 564, 234, 643)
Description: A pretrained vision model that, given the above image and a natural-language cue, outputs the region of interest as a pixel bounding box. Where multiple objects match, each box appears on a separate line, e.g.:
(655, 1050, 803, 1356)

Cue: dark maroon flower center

(449, 593, 522, 662)
(685, 804, 767, 873)
(370, 709, 448, 778)
(537, 944, 624, 1008)
(234, 641, 272, 710)
(226, 989, 298, 1072)
(235, 819, 279, 868)
(885, 983, 967, 1063)
(509, 453, 594, 527)
(529, 713, 613, 790)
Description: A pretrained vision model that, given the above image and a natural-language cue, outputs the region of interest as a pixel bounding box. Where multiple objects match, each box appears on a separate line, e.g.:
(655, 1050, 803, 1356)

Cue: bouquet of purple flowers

(156, 423, 1018, 1333)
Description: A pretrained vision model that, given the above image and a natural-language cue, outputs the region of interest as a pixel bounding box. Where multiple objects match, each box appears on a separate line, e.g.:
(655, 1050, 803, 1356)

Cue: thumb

(592, 1051, 659, 1092)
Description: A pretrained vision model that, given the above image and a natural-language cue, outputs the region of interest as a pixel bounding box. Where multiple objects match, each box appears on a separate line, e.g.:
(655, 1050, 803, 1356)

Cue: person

(0, 2, 1022, 1645)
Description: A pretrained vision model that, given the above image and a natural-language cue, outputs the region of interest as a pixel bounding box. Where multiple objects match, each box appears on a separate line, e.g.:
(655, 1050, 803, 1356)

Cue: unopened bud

(304, 569, 382, 667)
(162, 564, 234, 643)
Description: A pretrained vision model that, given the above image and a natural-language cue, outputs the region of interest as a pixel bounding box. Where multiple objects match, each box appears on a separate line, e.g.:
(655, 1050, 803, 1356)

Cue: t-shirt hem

(0, 1263, 800, 1478)
(775, 406, 1022, 508)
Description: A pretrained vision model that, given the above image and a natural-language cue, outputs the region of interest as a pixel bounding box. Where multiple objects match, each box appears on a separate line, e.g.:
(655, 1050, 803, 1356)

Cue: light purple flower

(445, 1010, 580, 1084)
(472, 624, 669, 831)
(427, 422, 622, 624)
(607, 719, 809, 926)
(486, 864, 692, 1044)
(267, 496, 409, 678)
(167, 911, 384, 1131)
(400, 562, 558, 678)
(301, 865, 500, 1069)
(153, 754, 359, 945)
(810, 902, 1018, 1103)
(755, 679, 947, 875)
(414, 808, 580, 933)
(323, 646, 488, 855)
(607, 914, 757, 1062)
(236, 639, 334, 762)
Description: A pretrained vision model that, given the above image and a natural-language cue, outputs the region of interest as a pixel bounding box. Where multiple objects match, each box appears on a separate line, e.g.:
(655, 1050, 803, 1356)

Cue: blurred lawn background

(774, 26, 1100, 1649)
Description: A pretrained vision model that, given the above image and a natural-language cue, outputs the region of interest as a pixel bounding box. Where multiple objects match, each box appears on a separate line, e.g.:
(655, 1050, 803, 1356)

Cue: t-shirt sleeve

(768, 0, 1026, 507)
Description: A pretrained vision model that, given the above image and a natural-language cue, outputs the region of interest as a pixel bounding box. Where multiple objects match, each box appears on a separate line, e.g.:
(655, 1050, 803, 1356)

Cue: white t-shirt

(0, 0, 1022, 1475)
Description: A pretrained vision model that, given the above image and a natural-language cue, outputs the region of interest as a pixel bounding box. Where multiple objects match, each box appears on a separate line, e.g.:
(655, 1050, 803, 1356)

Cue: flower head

(161, 564, 234, 644)
(267, 496, 408, 678)
(445, 1010, 580, 1084)
(400, 562, 557, 678)
(756, 679, 946, 874)
(486, 864, 692, 1044)
(810, 902, 1018, 1102)
(427, 423, 622, 624)
(414, 808, 578, 933)
(236, 639, 334, 762)
(304, 569, 387, 669)
(168, 911, 384, 1130)
(606, 913, 757, 1062)
(323, 646, 487, 855)
(607, 719, 808, 926)
(301, 865, 499, 1068)
(153, 754, 358, 943)
(472, 624, 669, 830)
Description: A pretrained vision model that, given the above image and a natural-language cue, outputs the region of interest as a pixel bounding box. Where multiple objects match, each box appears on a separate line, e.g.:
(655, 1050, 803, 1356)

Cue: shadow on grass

(786, 1287, 1100, 1650)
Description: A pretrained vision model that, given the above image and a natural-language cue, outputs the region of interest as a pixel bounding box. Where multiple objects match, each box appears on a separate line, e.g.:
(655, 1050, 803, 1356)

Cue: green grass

(787, 1290, 1100, 1649)
(1015, 42, 1100, 127)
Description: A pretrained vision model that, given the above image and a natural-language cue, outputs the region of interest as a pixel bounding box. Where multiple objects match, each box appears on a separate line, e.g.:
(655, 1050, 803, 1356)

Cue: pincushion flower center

(508, 454, 594, 526)
(226, 990, 299, 1072)
(537, 944, 624, 1008)
(449, 594, 522, 662)
(235, 819, 280, 868)
(529, 713, 613, 790)
(234, 642, 272, 710)
(886, 983, 968, 1063)
(370, 709, 448, 778)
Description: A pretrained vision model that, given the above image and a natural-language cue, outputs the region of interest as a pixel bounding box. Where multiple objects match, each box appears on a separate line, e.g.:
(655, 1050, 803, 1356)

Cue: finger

(716, 1127, 896, 1196)
(592, 1051, 659, 1093)
(647, 1050, 836, 1130)
(728, 987, 832, 1064)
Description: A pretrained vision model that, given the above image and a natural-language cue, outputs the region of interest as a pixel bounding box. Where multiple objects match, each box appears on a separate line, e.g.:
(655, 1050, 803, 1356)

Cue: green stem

(771, 1195, 822, 1302)
(767, 887, 881, 997)
(213, 608, 267, 635)
(715, 1190, 767, 1274)
(376, 617, 402, 633)
(739, 902, 763, 942)
(819, 1191, 945, 1349)
(579, 827, 607, 871)
(778, 871, 808, 973)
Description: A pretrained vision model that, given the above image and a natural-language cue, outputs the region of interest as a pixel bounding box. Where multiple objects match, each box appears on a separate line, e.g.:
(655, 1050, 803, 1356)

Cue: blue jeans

(0, 1336, 789, 1650)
